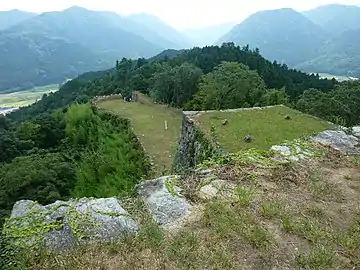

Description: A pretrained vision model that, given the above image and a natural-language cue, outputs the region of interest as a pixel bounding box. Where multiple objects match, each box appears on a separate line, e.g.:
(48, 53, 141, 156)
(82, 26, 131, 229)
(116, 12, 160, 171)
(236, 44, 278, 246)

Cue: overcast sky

(1, 0, 359, 30)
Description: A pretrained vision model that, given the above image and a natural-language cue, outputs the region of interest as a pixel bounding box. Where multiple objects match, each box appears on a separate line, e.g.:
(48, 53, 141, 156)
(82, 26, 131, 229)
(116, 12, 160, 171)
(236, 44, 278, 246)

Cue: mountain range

(0, 4, 360, 92)
(218, 4, 360, 77)
(0, 6, 194, 92)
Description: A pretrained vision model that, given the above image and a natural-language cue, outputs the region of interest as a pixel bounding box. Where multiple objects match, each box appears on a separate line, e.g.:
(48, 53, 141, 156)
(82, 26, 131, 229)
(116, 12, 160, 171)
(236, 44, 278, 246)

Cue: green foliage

(68, 104, 151, 198)
(149, 62, 203, 107)
(296, 81, 360, 126)
(0, 153, 76, 226)
(189, 62, 266, 110)
(296, 246, 335, 269)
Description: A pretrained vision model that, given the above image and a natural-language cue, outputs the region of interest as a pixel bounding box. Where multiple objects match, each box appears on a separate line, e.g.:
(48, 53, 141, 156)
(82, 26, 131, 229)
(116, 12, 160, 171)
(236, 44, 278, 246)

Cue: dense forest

(1, 43, 360, 231)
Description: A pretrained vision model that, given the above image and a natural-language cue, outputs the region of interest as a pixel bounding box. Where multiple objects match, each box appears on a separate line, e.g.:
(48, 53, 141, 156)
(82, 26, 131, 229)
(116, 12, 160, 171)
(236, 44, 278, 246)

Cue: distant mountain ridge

(0, 6, 192, 92)
(218, 8, 329, 66)
(0, 9, 36, 30)
(127, 13, 192, 48)
(218, 4, 360, 77)
(302, 4, 360, 36)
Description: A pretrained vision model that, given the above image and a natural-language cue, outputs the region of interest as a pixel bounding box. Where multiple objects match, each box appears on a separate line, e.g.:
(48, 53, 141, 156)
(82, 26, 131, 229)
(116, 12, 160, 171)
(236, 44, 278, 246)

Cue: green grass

(0, 84, 58, 108)
(193, 106, 333, 152)
(97, 95, 183, 175)
(296, 245, 335, 269)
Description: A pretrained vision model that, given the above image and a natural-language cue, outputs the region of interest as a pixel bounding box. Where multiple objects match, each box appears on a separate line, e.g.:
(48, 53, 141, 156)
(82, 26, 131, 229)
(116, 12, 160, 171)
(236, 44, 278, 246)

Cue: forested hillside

(0, 7, 188, 92)
(0, 33, 111, 91)
(2, 43, 360, 233)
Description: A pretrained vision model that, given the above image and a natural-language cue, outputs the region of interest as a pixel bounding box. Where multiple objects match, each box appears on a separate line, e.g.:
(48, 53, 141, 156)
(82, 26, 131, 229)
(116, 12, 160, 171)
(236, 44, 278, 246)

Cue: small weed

(208, 246, 234, 269)
(334, 213, 360, 261)
(167, 231, 201, 269)
(296, 245, 335, 269)
(235, 186, 256, 207)
(203, 201, 240, 237)
(281, 214, 295, 232)
(260, 201, 284, 219)
(344, 174, 352, 181)
(138, 219, 164, 250)
(244, 227, 272, 248)
(303, 205, 325, 219)
(309, 171, 343, 202)
(294, 216, 330, 243)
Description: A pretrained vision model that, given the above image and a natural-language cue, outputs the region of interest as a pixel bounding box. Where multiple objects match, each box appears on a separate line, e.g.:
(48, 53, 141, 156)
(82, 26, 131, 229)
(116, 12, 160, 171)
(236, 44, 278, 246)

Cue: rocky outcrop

(271, 141, 315, 162)
(4, 176, 192, 252)
(312, 130, 359, 155)
(136, 176, 190, 227)
(175, 112, 215, 170)
(3, 198, 139, 252)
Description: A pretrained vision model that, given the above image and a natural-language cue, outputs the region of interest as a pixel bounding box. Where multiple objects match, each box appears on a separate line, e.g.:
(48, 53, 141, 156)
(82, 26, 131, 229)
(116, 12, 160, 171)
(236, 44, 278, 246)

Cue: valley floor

(0, 84, 58, 114)
(24, 146, 360, 269)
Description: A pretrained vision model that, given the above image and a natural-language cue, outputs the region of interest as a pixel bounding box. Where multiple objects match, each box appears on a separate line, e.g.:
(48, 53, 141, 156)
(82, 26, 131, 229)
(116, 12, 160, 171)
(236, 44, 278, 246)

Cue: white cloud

(1, 0, 359, 29)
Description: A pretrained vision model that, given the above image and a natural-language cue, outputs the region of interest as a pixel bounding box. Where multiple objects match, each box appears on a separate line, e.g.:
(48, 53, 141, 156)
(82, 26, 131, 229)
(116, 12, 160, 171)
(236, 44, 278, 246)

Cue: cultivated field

(0, 84, 59, 109)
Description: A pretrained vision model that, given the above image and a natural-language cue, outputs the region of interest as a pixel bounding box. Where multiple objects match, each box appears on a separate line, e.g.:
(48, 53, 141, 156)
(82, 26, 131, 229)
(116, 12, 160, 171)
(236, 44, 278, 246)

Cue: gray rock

(222, 119, 228, 126)
(284, 115, 291, 120)
(271, 143, 314, 162)
(352, 126, 360, 138)
(4, 198, 139, 252)
(312, 130, 359, 154)
(244, 135, 252, 143)
(271, 145, 300, 162)
(199, 180, 230, 200)
(136, 176, 190, 227)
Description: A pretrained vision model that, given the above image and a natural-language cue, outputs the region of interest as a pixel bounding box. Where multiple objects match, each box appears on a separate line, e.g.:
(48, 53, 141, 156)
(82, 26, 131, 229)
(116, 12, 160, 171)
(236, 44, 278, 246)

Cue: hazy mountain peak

(127, 13, 192, 48)
(218, 7, 328, 66)
(303, 4, 360, 35)
(63, 5, 91, 12)
(0, 9, 36, 30)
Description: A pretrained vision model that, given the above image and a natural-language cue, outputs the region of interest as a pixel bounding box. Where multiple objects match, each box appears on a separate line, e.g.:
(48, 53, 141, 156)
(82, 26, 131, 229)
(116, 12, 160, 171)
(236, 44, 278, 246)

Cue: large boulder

(3, 198, 139, 252)
(312, 130, 359, 154)
(136, 176, 190, 227)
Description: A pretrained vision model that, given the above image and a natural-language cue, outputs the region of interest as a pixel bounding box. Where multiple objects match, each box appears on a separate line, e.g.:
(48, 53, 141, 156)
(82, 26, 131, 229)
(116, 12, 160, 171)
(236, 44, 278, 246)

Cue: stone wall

(174, 112, 216, 172)
(91, 94, 123, 106)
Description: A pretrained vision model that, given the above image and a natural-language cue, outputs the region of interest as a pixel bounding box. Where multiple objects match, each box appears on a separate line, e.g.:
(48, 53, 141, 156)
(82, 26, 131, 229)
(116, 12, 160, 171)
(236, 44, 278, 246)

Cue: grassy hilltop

(98, 96, 333, 174)
(194, 106, 333, 152)
(97, 94, 183, 175)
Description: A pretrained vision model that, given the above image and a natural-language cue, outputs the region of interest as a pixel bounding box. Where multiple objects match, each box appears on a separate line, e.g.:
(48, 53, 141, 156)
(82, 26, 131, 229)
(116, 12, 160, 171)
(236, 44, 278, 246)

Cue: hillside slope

(295, 28, 360, 77)
(0, 9, 36, 30)
(218, 8, 329, 66)
(303, 4, 360, 35)
(5, 6, 162, 59)
(128, 13, 192, 49)
(98, 11, 181, 49)
(0, 33, 110, 91)
(0, 6, 164, 91)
